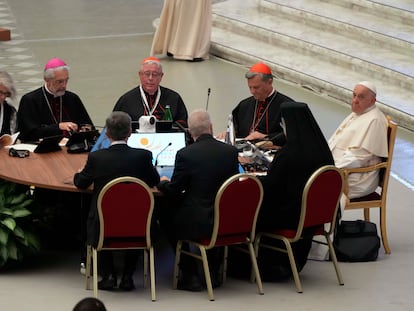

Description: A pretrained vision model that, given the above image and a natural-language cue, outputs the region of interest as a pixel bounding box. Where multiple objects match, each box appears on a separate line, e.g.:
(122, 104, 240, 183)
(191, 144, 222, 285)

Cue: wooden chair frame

(85, 176, 156, 301)
(254, 165, 345, 293)
(342, 116, 397, 254)
(172, 173, 264, 301)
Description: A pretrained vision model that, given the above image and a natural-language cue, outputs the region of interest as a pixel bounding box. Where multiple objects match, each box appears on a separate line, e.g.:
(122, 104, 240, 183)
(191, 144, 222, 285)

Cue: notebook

(34, 135, 63, 153)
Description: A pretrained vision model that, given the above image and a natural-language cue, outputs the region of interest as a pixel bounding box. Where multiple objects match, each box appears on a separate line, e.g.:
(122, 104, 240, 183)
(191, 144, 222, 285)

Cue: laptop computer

(127, 132, 186, 167)
(91, 130, 186, 178)
(90, 127, 110, 152)
(34, 135, 63, 153)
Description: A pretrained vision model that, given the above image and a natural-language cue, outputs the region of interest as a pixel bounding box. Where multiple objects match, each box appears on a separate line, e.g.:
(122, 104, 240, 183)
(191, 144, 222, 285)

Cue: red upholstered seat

(84, 176, 156, 301)
(173, 173, 264, 301)
(254, 165, 345, 293)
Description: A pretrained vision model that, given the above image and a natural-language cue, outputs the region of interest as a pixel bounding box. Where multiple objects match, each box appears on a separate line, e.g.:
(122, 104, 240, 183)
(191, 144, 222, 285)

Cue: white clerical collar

(111, 140, 127, 146)
(44, 84, 59, 98)
(354, 104, 376, 116)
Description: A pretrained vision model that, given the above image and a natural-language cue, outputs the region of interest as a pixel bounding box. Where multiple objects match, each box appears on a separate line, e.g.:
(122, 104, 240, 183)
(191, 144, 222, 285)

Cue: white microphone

(154, 142, 172, 166)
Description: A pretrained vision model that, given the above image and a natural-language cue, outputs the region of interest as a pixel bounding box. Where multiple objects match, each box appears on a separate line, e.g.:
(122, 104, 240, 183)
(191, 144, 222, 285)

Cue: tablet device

(66, 130, 99, 147)
(34, 135, 63, 153)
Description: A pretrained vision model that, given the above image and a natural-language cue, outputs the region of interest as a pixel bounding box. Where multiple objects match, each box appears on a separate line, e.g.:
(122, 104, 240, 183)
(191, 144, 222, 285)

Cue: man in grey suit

(157, 109, 239, 291)
(74, 111, 160, 291)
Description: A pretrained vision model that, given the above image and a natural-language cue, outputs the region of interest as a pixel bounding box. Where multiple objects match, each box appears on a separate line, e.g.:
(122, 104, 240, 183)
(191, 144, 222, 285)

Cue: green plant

(0, 180, 40, 267)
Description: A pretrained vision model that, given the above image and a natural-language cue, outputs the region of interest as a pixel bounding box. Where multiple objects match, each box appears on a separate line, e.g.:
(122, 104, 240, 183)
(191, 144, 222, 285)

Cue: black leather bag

(333, 220, 380, 262)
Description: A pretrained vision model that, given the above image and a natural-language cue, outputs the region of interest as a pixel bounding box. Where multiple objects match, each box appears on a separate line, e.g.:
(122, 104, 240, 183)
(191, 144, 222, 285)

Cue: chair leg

(149, 246, 156, 301)
(250, 234, 262, 283)
(143, 249, 148, 288)
(222, 246, 228, 284)
(248, 242, 264, 295)
(199, 247, 214, 301)
(172, 241, 182, 289)
(92, 248, 98, 298)
(283, 239, 303, 293)
(85, 245, 92, 290)
(325, 233, 344, 285)
(380, 205, 391, 254)
(363, 208, 370, 221)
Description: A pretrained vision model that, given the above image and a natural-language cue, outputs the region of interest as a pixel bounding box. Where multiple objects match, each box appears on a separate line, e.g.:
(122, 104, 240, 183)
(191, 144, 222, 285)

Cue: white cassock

(329, 105, 388, 198)
(150, 0, 212, 61)
(308, 105, 388, 261)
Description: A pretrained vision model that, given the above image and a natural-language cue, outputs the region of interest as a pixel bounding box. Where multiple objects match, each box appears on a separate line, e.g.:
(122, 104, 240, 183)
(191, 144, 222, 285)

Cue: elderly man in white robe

(309, 81, 388, 261)
(329, 81, 388, 199)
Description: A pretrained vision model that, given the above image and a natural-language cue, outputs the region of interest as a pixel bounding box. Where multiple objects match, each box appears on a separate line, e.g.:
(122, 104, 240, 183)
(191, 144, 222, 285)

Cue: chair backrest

(207, 173, 263, 248)
(379, 117, 397, 199)
(295, 165, 344, 240)
(96, 176, 154, 250)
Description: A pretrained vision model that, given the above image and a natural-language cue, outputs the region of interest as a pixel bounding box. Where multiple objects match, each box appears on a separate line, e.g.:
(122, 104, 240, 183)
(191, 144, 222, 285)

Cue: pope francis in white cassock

(309, 81, 388, 261)
(328, 81, 388, 199)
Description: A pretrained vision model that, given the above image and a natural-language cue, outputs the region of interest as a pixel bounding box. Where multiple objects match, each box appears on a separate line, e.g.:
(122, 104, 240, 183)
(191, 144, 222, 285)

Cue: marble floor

(1, 0, 414, 310)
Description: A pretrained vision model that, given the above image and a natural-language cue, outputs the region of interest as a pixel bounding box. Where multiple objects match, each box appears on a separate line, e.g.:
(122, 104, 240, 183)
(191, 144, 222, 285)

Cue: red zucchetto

(249, 62, 272, 75)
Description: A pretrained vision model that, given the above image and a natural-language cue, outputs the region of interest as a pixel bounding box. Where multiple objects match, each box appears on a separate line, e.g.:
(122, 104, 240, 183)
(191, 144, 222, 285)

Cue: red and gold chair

(173, 173, 264, 301)
(254, 165, 344, 293)
(85, 176, 156, 301)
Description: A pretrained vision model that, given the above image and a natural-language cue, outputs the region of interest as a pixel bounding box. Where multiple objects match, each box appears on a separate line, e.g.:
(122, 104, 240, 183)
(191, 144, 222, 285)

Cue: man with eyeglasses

(113, 56, 188, 132)
(17, 57, 93, 142)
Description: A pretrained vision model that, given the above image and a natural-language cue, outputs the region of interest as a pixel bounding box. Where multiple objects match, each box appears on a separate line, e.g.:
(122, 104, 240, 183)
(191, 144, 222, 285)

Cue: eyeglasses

(140, 71, 162, 78)
(0, 91, 11, 97)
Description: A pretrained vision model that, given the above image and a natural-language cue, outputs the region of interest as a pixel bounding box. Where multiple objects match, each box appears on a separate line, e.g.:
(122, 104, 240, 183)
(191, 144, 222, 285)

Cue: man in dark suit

(74, 111, 160, 291)
(157, 109, 239, 291)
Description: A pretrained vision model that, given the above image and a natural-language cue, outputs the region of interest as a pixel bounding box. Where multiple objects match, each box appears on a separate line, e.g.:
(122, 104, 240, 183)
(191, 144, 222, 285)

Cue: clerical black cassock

(113, 85, 188, 132)
(17, 86, 93, 142)
(232, 90, 293, 144)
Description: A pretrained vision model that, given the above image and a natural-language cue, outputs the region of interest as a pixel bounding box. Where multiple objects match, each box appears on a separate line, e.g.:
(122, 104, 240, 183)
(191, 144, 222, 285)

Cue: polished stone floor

(1, 1, 414, 310)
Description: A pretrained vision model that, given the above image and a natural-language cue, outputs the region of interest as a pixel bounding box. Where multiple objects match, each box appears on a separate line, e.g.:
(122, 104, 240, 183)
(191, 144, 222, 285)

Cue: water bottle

(163, 105, 173, 121)
(225, 114, 235, 145)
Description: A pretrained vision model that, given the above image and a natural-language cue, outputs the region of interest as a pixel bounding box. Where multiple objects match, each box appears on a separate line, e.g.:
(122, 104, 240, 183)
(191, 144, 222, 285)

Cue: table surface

(0, 147, 89, 192)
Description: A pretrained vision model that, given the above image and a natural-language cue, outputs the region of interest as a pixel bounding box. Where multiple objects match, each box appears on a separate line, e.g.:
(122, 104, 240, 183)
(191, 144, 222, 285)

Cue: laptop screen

(127, 132, 186, 166)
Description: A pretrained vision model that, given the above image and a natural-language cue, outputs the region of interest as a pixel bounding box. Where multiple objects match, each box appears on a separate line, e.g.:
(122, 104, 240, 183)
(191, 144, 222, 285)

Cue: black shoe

(186, 57, 204, 62)
(177, 274, 203, 292)
(119, 276, 135, 291)
(98, 276, 117, 290)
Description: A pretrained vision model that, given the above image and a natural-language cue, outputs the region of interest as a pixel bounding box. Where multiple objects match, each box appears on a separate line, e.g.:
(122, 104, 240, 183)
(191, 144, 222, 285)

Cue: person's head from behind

(105, 111, 132, 141)
(138, 56, 164, 95)
(0, 71, 16, 103)
(281, 101, 333, 164)
(245, 62, 273, 101)
(352, 81, 377, 115)
(188, 109, 212, 141)
(43, 57, 70, 97)
(73, 297, 106, 311)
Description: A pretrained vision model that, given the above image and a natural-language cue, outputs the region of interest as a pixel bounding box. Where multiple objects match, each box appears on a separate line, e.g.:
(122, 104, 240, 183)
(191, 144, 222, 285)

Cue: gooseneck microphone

(205, 88, 211, 111)
(154, 142, 172, 166)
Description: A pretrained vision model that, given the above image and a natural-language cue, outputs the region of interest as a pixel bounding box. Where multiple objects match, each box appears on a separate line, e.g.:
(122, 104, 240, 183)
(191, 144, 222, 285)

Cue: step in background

(211, 0, 414, 131)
